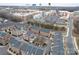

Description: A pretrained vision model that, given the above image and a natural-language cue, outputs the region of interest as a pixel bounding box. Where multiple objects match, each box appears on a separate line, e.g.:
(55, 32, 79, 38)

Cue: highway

(66, 14, 76, 55)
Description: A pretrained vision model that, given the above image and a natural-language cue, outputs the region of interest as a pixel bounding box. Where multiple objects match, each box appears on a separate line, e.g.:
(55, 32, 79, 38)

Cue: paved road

(66, 15, 76, 55)
(0, 46, 10, 55)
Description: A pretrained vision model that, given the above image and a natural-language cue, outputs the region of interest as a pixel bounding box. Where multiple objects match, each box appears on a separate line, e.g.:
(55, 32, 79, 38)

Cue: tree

(61, 27, 66, 31)
(54, 26, 58, 31)
(48, 3, 51, 6)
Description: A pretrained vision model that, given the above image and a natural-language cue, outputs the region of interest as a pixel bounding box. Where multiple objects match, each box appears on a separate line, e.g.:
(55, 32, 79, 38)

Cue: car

(51, 43, 54, 46)
(4, 19, 8, 23)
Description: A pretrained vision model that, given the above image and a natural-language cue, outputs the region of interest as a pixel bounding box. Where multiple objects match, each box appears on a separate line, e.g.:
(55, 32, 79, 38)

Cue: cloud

(0, 0, 79, 6)
(0, 0, 78, 3)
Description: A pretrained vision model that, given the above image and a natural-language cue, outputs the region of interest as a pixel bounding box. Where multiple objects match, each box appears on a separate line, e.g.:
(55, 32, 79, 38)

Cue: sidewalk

(63, 37, 68, 55)
(73, 37, 79, 54)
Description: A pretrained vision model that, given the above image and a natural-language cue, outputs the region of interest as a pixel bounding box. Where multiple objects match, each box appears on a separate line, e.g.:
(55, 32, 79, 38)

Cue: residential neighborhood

(0, 5, 79, 55)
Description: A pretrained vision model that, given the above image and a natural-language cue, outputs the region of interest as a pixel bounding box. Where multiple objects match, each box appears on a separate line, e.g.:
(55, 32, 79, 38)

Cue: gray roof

(0, 20, 26, 29)
(45, 15, 65, 24)
(9, 37, 22, 48)
(26, 31, 33, 36)
(0, 21, 15, 29)
(45, 15, 59, 23)
(31, 25, 50, 33)
(0, 32, 6, 37)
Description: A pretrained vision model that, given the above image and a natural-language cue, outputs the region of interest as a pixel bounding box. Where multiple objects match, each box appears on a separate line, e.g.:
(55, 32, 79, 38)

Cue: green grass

(27, 21, 66, 31)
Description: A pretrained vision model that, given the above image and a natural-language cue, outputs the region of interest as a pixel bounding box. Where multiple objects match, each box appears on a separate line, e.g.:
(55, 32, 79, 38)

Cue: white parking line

(66, 27, 69, 37)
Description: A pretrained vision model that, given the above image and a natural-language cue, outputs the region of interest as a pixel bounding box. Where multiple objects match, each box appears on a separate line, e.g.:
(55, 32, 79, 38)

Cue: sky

(0, 0, 79, 6)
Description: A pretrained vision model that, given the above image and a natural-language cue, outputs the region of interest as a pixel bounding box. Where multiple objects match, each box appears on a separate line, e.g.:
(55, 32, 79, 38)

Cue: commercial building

(10, 9, 41, 21)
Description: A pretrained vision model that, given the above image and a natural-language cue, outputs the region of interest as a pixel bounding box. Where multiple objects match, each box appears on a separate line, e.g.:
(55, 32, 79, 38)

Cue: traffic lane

(66, 37, 76, 55)
(67, 16, 76, 55)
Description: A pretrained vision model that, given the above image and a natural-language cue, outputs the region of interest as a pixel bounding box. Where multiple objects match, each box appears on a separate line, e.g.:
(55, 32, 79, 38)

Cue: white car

(4, 19, 8, 23)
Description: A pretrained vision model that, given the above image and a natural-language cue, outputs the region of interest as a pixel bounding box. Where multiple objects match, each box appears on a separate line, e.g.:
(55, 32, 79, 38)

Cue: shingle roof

(9, 37, 22, 48)
(0, 32, 6, 37)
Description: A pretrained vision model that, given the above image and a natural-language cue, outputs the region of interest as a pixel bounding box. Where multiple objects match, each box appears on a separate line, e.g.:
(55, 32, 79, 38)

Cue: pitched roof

(0, 32, 6, 37)
(9, 37, 22, 48)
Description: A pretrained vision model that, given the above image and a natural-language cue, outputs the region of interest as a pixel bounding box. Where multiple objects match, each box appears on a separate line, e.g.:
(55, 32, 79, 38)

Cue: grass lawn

(27, 21, 66, 31)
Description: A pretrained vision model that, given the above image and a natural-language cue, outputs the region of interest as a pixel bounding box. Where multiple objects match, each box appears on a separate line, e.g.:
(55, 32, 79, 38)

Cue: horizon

(0, 0, 79, 6)
(0, 3, 79, 7)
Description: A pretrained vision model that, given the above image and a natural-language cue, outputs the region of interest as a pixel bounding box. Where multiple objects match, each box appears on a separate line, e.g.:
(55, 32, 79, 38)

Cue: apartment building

(10, 9, 40, 21)
(7, 37, 22, 55)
